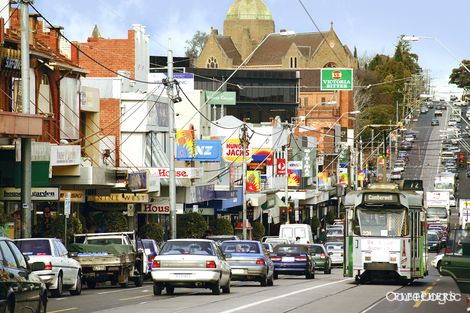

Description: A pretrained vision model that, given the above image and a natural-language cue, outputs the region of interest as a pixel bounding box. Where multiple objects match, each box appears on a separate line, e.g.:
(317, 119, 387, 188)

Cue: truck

(425, 191, 450, 227)
(458, 199, 470, 230)
(434, 173, 455, 194)
(68, 232, 148, 289)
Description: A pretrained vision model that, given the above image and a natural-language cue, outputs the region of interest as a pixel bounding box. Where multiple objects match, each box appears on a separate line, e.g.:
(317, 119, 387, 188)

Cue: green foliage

(211, 219, 234, 235)
(45, 215, 83, 244)
(185, 31, 209, 63)
(177, 212, 208, 238)
(139, 223, 164, 243)
(252, 221, 265, 241)
(325, 210, 336, 225)
(449, 60, 470, 89)
(102, 211, 128, 233)
(310, 216, 320, 232)
(0, 209, 10, 226)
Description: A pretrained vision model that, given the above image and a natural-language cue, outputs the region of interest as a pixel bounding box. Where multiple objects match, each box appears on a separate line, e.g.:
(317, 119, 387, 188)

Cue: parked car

(306, 244, 332, 274)
(15, 238, 82, 297)
(137, 239, 160, 275)
(1, 237, 48, 312)
(324, 242, 344, 265)
(270, 244, 315, 279)
(151, 239, 231, 295)
(431, 119, 440, 126)
(220, 240, 274, 286)
(390, 170, 402, 180)
(400, 141, 412, 151)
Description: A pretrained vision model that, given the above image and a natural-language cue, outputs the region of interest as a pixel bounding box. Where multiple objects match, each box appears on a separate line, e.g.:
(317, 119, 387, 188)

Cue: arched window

(206, 57, 218, 69)
(323, 62, 337, 68)
(290, 57, 298, 68)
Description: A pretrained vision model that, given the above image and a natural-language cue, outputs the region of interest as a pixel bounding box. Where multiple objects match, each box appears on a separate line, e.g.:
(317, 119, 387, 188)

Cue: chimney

(29, 13, 40, 46)
(48, 25, 64, 53)
(280, 28, 287, 33)
(71, 41, 79, 65)
(210, 27, 218, 36)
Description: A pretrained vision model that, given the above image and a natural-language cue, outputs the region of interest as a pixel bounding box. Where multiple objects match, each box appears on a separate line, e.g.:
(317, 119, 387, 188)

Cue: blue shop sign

(177, 140, 221, 161)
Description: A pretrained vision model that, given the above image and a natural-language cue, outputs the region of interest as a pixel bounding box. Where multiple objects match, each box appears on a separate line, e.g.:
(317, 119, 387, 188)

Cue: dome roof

(226, 0, 273, 20)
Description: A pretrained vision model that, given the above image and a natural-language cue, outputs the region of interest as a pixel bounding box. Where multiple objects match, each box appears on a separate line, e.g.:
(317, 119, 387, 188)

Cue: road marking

(48, 308, 78, 313)
(120, 294, 153, 301)
(413, 286, 433, 308)
(360, 297, 388, 313)
(97, 287, 146, 295)
(219, 278, 353, 313)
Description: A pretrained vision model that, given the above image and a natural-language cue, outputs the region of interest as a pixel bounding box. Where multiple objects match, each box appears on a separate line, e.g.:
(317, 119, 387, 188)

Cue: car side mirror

(224, 253, 232, 259)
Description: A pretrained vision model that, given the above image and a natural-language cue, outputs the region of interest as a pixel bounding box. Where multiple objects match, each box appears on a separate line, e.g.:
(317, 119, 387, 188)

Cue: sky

(33, 0, 469, 99)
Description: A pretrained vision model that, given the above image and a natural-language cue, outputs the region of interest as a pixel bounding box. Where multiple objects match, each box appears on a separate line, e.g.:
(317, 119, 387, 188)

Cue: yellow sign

(223, 138, 252, 163)
(59, 190, 85, 203)
(246, 171, 261, 192)
(88, 193, 149, 203)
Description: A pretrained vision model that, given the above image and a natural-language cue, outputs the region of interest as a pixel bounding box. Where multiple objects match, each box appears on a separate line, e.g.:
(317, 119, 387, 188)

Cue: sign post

(64, 192, 71, 246)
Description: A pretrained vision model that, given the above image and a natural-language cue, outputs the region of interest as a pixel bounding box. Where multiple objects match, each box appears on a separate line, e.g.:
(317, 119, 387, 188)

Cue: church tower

(223, 0, 275, 60)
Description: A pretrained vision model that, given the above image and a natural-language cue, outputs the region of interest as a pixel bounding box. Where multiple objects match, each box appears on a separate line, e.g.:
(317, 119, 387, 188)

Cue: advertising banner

(276, 158, 286, 175)
(321, 68, 353, 91)
(176, 130, 195, 159)
(246, 171, 261, 192)
(288, 169, 301, 187)
(176, 140, 222, 161)
(223, 138, 251, 163)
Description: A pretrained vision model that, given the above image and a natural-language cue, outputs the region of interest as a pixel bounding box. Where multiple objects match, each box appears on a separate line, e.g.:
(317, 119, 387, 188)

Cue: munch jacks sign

(223, 138, 252, 163)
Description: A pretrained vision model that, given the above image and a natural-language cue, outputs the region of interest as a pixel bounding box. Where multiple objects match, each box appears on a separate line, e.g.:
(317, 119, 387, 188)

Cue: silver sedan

(151, 239, 231, 295)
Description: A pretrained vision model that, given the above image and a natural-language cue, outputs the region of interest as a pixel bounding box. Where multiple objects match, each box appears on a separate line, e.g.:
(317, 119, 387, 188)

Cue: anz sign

(177, 140, 222, 161)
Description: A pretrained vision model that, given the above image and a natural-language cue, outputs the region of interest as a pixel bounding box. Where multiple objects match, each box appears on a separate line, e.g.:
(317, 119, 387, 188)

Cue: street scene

(0, 0, 469, 312)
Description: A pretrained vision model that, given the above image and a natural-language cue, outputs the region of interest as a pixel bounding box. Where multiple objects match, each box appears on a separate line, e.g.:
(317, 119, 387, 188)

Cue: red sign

(153, 167, 203, 178)
(143, 204, 170, 214)
(276, 158, 286, 175)
(333, 70, 342, 80)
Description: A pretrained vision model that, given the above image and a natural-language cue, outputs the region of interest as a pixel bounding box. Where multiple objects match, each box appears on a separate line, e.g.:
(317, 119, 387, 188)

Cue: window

(15, 239, 52, 256)
(7, 241, 27, 269)
(0, 241, 18, 268)
(324, 62, 337, 68)
(206, 56, 218, 69)
(289, 57, 298, 68)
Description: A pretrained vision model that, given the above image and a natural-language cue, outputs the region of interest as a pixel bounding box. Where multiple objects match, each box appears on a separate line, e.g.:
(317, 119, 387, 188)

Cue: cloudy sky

(33, 0, 468, 97)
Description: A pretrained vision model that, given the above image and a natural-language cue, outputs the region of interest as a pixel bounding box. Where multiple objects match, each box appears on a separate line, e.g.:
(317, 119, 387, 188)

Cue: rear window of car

(274, 245, 307, 254)
(221, 242, 260, 254)
(15, 239, 51, 256)
(160, 241, 215, 256)
(308, 245, 324, 254)
(326, 244, 343, 251)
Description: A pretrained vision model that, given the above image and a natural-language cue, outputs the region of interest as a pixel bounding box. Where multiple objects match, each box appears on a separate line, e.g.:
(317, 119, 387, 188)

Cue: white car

(390, 170, 403, 180)
(392, 165, 405, 172)
(431, 254, 444, 274)
(15, 238, 82, 297)
(324, 242, 344, 265)
(151, 239, 231, 295)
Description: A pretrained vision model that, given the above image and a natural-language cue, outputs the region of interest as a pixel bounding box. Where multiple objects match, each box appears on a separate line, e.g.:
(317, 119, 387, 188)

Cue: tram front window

(356, 208, 408, 237)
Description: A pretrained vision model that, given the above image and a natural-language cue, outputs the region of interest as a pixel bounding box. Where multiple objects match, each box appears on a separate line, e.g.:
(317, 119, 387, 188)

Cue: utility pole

(240, 124, 250, 239)
(284, 144, 289, 224)
(20, 0, 32, 238)
(167, 42, 177, 239)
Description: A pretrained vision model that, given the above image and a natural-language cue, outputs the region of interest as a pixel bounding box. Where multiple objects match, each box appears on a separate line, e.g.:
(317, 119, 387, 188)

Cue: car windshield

(355, 208, 408, 237)
(427, 233, 439, 241)
(221, 242, 260, 254)
(427, 207, 448, 218)
(307, 245, 324, 254)
(160, 241, 215, 256)
(326, 243, 343, 251)
(15, 239, 51, 256)
(274, 245, 307, 254)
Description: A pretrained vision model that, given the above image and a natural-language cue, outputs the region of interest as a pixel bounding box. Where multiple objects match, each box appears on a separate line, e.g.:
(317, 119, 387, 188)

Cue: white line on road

(97, 287, 146, 295)
(219, 278, 353, 313)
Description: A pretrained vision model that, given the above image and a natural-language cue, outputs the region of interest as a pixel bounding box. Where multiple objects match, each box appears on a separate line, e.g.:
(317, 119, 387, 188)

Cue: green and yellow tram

(344, 183, 428, 283)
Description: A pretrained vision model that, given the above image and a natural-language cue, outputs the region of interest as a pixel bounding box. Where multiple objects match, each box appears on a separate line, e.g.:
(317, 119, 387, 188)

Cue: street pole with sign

(64, 192, 71, 246)
(240, 124, 250, 239)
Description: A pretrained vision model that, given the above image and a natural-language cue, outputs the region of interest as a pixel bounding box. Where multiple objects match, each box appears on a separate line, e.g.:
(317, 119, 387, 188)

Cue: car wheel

(260, 275, 268, 287)
(166, 286, 175, 295)
(222, 281, 231, 294)
(51, 273, 63, 297)
(153, 282, 163, 296)
(437, 261, 442, 274)
(69, 272, 82, 296)
(267, 275, 274, 286)
(87, 280, 96, 289)
(273, 272, 278, 280)
(211, 280, 221, 295)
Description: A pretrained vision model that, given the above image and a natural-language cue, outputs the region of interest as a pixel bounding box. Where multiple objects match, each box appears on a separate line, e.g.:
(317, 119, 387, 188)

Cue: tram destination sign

(363, 193, 399, 204)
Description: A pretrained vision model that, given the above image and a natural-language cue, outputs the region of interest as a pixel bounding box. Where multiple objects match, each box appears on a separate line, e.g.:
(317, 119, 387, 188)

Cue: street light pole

(167, 43, 177, 240)
(240, 124, 250, 239)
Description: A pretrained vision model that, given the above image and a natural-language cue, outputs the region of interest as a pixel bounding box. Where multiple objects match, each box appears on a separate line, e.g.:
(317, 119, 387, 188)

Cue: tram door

(410, 209, 421, 278)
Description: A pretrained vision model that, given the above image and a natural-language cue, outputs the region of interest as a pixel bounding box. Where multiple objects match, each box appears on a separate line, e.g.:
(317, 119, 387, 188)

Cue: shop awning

(247, 193, 267, 207)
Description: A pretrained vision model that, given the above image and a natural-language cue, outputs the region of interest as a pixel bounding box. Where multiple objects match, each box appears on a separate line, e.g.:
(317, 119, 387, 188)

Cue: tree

(252, 221, 265, 241)
(139, 222, 164, 243)
(449, 60, 470, 89)
(211, 219, 234, 235)
(103, 211, 128, 232)
(185, 31, 208, 65)
(177, 212, 208, 238)
(46, 215, 83, 244)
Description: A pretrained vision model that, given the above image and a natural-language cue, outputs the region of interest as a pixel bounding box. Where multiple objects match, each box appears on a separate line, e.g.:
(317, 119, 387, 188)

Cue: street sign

(321, 68, 353, 91)
(64, 192, 71, 217)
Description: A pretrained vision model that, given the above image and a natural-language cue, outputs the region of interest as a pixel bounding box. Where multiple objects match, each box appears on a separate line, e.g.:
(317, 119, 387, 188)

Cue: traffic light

(458, 153, 466, 168)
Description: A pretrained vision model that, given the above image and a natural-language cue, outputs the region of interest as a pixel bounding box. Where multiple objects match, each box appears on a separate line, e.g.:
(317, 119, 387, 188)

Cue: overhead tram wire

(29, 3, 162, 85)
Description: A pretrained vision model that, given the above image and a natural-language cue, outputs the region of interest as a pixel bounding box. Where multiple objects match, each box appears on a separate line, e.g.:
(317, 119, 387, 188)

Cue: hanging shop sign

(302, 148, 314, 178)
(246, 171, 261, 192)
(276, 158, 286, 175)
(88, 193, 149, 203)
(205, 91, 236, 106)
(59, 190, 85, 203)
(288, 161, 303, 170)
(152, 167, 203, 179)
(288, 169, 301, 187)
(127, 172, 148, 192)
(176, 140, 222, 161)
(223, 138, 252, 163)
(176, 129, 196, 159)
(50, 145, 81, 166)
(141, 198, 184, 214)
(0, 187, 59, 201)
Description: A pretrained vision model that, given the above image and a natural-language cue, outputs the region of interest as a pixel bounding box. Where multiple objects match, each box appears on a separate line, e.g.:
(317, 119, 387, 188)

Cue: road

(46, 263, 466, 313)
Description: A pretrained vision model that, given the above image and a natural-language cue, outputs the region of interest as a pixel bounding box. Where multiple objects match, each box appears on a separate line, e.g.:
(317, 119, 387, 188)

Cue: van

(279, 224, 313, 244)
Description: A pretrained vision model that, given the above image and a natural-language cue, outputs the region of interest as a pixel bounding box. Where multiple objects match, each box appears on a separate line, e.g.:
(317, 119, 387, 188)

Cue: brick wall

(77, 30, 135, 78)
(99, 98, 121, 167)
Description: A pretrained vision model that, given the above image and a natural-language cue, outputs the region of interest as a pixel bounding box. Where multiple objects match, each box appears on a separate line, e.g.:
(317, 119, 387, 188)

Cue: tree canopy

(449, 60, 470, 89)
(185, 31, 208, 64)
